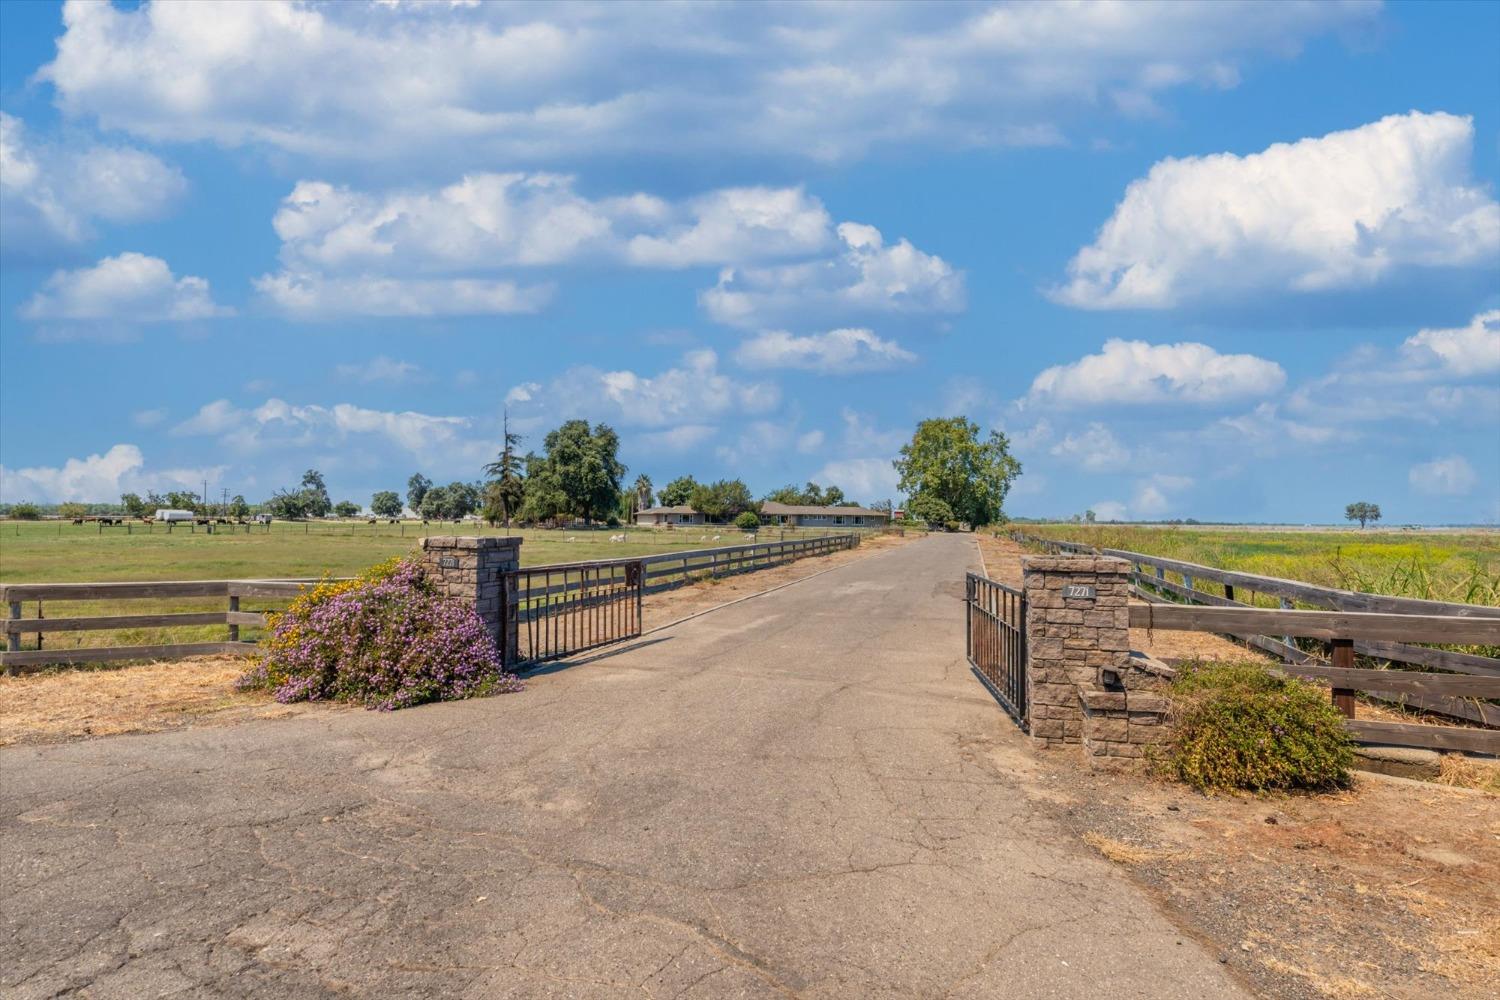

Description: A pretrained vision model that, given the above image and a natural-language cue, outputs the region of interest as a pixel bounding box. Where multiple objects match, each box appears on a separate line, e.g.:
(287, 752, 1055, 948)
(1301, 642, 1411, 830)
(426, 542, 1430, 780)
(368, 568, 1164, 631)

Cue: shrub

(1166, 661, 1353, 793)
(734, 511, 761, 531)
(605, 514, 620, 527)
(238, 558, 523, 710)
(944, 520, 962, 533)
(9, 502, 41, 520)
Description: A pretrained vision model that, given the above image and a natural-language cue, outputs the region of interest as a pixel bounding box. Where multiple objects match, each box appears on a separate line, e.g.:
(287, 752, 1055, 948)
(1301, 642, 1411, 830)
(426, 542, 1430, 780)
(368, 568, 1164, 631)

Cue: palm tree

(632, 474, 654, 518)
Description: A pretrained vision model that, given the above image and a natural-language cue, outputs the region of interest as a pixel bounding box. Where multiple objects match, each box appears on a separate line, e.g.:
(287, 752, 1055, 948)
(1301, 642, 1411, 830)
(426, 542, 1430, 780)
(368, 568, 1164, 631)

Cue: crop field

(0, 520, 875, 655)
(1016, 523, 1500, 607)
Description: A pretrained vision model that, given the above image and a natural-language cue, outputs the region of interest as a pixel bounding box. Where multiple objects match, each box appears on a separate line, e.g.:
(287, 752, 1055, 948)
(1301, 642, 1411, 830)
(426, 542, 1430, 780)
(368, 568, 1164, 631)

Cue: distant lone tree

(334, 500, 360, 518)
(1345, 502, 1382, 529)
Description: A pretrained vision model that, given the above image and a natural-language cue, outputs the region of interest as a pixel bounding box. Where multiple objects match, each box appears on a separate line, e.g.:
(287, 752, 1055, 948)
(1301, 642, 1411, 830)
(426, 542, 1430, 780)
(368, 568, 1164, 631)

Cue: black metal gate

(505, 559, 643, 667)
(965, 572, 1027, 727)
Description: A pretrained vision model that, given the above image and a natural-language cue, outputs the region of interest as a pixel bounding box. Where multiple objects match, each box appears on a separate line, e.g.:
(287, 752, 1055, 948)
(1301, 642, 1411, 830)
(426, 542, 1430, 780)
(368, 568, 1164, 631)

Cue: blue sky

(1, 0, 1496, 523)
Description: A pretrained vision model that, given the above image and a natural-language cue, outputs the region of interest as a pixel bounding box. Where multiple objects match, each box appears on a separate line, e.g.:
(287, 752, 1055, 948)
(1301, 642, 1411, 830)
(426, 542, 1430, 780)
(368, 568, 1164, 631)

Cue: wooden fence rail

(0, 534, 859, 672)
(1014, 531, 1500, 751)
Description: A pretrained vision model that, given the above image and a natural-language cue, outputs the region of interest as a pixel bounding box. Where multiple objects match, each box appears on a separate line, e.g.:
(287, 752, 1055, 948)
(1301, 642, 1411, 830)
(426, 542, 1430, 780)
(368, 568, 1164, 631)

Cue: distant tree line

(3, 413, 1041, 530)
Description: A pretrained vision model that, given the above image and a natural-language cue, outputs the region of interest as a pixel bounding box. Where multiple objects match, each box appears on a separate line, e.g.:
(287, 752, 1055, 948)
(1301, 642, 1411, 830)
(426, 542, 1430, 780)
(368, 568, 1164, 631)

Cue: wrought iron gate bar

(964, 571, 1027, 727)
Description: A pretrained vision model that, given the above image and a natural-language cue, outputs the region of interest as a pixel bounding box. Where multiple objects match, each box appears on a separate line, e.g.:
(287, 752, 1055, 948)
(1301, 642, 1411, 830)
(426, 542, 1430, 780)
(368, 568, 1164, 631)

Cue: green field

(0, 520, 857, 583)
(1016, 524, 1500, 607)
(0, 520, 867, 655)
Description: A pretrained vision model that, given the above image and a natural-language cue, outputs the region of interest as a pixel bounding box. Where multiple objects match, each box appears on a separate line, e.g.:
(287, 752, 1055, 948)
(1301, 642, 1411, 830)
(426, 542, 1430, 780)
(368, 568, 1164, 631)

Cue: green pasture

(0, 520, 870, 655)
(0, 519, 855, 584)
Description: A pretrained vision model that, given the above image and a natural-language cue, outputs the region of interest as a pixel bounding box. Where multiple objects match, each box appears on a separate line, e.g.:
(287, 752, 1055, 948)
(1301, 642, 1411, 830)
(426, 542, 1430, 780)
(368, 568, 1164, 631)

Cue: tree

(632, 474, 654, 512)
(228, 495, 250, 519)
(421, 482, 480, 520)
(907, 494, 955, 526)
(762, 481, 849, 507)
(519, 421, 625, 522)
(482, 412, 526, 526)
(407, 473, 432, 513)
(166, 490, 202, 512)
(120, 493, 147, 517)
(1085, 509, 1097, 523)
(690, 479, 755, 521)
(300, 470, 332, 518)
(370, 490, 403, 518)
(59, 502, 88, 519)
(334, 500, 360, 518)
(1345, 502, 1382, 529)
(266, 489, 312, 520)
(519, 451, 567, 523)
(894, 417, 1021, 528)
(10, 502, 41, 520)
(659, 475, 697, 507)
(555, 421, 625, 521)
(734, 510, 761, 531)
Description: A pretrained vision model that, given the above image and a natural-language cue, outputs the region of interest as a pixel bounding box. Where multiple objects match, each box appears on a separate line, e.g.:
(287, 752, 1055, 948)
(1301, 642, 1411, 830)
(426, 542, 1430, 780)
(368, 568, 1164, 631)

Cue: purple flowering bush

(238, 558, 523, 710)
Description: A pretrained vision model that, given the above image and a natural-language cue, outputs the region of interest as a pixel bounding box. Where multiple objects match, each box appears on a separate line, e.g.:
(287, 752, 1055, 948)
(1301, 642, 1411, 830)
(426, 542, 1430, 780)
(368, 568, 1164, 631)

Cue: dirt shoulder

(1018, 756, 1500, 1000)
(0, 533, 913, 748)
(978, 530, 1500, 998)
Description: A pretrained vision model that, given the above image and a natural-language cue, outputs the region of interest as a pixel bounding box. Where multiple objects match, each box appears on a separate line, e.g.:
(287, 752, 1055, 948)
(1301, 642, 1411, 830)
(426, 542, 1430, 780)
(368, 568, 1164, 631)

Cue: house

(759, 502, 889, 528)
(635, 505, 708, 527)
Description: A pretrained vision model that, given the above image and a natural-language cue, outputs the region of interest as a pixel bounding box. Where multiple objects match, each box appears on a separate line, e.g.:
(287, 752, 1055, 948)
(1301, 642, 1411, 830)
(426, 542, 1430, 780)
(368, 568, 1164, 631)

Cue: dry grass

(1436, 754, 1500, 794)
(0, 654, 322, 746)
(1081, 830, 1173, 865)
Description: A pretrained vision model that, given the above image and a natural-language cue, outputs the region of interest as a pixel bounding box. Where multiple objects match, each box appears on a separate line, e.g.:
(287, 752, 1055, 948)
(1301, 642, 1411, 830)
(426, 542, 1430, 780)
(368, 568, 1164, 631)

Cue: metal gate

(505, 559, 643, 667)
(965, 572, 1027, 727)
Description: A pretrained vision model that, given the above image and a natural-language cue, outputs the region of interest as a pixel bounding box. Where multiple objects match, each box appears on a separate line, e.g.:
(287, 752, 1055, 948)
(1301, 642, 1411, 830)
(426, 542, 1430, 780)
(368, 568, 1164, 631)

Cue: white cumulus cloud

(0, 444, 222, 504)
(22, 252, 230, 322)
(1028, 339, 1284, 406)
(1401, 310, 1500, 377)
(1050, 423, 1131, 472)
(511, 350, 779, 431)
(702, 222, 964, 328)
(39, 1, 1376, 165)
(625, 187, 831, 267)
(733, 328, 917, 373)
(1409, 455, 1479, 496)
(1053, 112, 1500, 309)
(254, 271, 551, 319)
(0, 111, 186, 264)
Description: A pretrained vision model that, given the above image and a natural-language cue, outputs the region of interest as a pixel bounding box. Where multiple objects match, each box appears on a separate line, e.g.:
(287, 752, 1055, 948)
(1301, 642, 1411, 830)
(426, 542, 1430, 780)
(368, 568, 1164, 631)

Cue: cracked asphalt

(1, 533, 1251, 999)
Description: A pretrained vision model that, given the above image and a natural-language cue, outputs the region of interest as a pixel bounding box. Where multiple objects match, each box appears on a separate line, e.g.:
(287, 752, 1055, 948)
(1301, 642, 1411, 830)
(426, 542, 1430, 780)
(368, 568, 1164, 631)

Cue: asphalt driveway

(2, 533, 1250, 999)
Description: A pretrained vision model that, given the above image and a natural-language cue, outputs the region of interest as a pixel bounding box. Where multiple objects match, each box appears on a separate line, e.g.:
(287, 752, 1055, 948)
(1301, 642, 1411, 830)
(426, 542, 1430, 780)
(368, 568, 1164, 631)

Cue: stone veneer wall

(418, 536, 521, 661)
(1021, 554, 1155, 756)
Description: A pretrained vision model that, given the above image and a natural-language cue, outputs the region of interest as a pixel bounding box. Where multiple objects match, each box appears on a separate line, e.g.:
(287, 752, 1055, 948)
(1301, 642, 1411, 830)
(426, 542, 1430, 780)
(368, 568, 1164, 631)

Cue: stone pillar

(1021, 555, 1132, 748)
(418, 536, 522, 661)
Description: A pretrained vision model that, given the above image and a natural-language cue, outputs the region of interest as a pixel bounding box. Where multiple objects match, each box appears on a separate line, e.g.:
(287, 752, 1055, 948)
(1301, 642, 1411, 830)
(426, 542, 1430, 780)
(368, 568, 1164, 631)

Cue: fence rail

(1, 534, 860, 672)
(1013, 532, 1500, 751)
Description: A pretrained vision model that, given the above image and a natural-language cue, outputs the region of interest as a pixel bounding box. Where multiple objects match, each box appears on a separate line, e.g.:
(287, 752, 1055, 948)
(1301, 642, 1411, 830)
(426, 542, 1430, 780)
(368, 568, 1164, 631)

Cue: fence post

(1330, 638, 1356, 717)
(228, 593, 240, 642)
(6, 601, 19, 675)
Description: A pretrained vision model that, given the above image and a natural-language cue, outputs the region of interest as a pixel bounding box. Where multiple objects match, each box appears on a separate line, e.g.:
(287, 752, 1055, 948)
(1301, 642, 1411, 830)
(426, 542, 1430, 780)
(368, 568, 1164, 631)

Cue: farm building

(760, 502, 889, 528)
(635, 505, 708, 526)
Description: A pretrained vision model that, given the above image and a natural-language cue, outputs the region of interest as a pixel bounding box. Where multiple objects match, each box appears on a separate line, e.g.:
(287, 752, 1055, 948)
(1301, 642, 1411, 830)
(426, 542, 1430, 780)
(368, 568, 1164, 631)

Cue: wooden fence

(1, 579, 312, 673)
(1013, 531, 1500, 752)
(1, 534, 860, 673)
